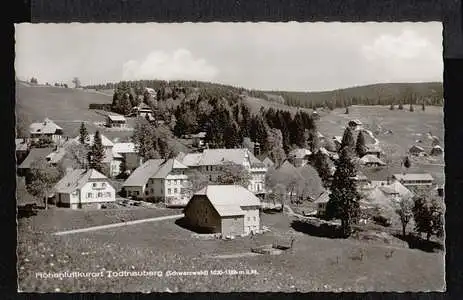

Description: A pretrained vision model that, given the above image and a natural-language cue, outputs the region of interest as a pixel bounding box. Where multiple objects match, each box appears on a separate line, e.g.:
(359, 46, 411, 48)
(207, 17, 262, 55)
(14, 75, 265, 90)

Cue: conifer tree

(87, 130, 105, 173)
(325, 148, 361, 237)
(403, 156, 411, 169)
(340, 126, 355, 154)
(78, 122, 89, 144)
(398, 102, 404, 110)
(389, 103, 394, 110)
(355, 130, 367, 157)
(409, 104, 414, 112)
(422, 101, 426, 111)
(312, 150, 332, 186)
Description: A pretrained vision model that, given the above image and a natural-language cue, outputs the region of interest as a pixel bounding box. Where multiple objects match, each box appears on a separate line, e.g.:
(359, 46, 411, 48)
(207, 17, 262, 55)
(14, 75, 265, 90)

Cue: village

(16, 80, 445, 293)
(15, 22, 445, 293)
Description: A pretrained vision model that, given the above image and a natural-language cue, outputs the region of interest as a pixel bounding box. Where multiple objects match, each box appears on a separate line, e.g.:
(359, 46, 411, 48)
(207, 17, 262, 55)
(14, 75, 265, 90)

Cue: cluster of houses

(16, 116, 444, 237)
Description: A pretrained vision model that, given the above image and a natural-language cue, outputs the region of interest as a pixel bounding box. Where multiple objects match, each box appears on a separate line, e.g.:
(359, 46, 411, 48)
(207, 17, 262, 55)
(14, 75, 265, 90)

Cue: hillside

(15, 82, 134, 140)
(252, 82, 443, 108)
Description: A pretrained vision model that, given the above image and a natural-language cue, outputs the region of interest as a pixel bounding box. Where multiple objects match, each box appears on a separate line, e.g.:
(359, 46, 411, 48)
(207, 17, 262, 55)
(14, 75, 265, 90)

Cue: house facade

(106, 115, 127, 128)
(53, 169, 116, 209)
(122, 159, 164, 200)
(29, 118, 63, 144)
(183, 185, 262, 236)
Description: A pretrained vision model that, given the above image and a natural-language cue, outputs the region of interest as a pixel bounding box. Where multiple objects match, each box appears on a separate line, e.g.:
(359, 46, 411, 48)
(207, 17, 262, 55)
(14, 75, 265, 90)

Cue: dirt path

(52, 214, 184, 236)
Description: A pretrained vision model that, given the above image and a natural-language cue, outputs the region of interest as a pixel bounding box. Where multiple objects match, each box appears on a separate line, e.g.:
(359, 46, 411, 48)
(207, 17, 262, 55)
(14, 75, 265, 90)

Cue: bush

(373, 215, 392, 227)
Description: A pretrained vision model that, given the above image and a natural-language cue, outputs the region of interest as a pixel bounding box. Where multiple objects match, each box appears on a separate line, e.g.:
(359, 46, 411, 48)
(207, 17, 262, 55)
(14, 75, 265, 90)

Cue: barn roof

(113, 142, 136, 154)
(194, 185, 261, 217)
(288, 148, 312, 159)
(359, 154, 386, 166)
(107, 115, 126, 122)
(151, 159, 188, 179)
(393, 173, 434, 182)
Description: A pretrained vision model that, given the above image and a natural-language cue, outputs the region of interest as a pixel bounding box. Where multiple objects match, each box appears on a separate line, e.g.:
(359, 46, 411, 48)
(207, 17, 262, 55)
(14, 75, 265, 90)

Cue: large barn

(183, 185, 262, 237)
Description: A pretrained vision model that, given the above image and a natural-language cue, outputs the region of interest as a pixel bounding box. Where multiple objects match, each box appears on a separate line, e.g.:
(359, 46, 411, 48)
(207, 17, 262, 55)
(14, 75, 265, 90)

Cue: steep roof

(18, 147, 55, 169)
(181, 153, 203, 167)
(262, 157, 275, 168)
(194, 185, 261, 217)
(151, 159, 188, 179)
(409, 145, 425, 152)
(314, 191, 330, 204)
(359, 154, 386, 165)
(113, 142, 136, 154)
(54, 169, 110, 194)
(122, 159, 164, 187)
(278, 160, 296, 172)
(107, 115, 126, 122)
(72, 133, 114, 148)
(45, 147, 67, 164)
(29, 118, 63, 135)
(393, 173, 434, 182)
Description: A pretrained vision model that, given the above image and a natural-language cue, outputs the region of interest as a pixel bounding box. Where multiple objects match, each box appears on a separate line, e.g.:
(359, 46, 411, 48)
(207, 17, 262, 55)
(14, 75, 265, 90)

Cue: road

(52, 214, 184, 236)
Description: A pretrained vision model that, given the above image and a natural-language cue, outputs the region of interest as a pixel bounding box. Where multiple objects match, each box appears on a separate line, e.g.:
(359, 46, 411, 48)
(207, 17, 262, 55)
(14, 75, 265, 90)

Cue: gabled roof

(190, 132, 206, 139)
(278, 160, 296, 171)
(181, 153, 203, 167)
(54, 169, 111, 194)
(409, 145, 425, 152)
(18, 147, 55, 169)
(113, 142, 136, 154)
(29, 118, 63, 135)
(359, 154, 386, 165)
(151, 159, 188, 179)
(349, 119, 363, 126)
(198, 148, 248, 166)
(393, 173, 434, 182)
(107, 115, 126, 122)
(289, 148, 312, 159)
(122, 159, 164, 187)
(193, 185, 261, 217)
(46, 147, 67, 164)
(314, 191, 330, 204)
(333, 136, 342, 144)
(72, 133, 114, 148)
(262, 157, 275, 168)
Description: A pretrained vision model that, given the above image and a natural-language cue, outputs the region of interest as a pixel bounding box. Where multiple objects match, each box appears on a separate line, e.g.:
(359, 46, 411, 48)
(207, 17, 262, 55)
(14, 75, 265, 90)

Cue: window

(102, 183, 106, 188)
(168, 180, 171, 185)
(168, 188, 171, 195)
(135, 191, 139, 195)
(145, 191, 149, 195)
(97, 192, 102, 197)
(92, 183, 97, 188)
(151, 188, 154, 193)
(253, 216, 256, 221)
(174, 188, 178, 194)
(106, 192, 112, 197)
(87, 192, 93, 198)
(247, 217, 250, 221)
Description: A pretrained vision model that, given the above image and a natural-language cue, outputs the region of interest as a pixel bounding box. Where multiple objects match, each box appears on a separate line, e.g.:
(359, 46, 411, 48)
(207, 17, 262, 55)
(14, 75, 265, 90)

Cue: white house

(29, 118, 63, 143)
(288, 148, 312, 167)
(53, 168, 116, 209)
(112, 142, 142, 171)
(122, 159, 165, 200)
(106, 115, 127, 128)
(184, 185, 262, 236)
(180, 148, 267, 196)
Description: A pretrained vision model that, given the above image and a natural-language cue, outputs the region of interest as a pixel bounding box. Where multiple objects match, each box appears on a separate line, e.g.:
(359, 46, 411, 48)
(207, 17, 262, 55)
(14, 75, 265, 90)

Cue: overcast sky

(15, 22, 442, 92)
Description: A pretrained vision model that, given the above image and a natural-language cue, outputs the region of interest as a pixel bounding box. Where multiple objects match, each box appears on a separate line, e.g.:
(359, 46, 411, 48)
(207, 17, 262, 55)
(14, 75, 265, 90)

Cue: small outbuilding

(430, 145, 443, 156)
(409, 145, 426, 156)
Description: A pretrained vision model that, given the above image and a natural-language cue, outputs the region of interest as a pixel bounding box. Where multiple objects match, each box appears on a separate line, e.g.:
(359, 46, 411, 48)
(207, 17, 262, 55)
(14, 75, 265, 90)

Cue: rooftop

(18, 147, 55, 169)
(107, 115, 127, 122)
(29, 118, 63, 135)
(122, 159, 165, 187)
(393, 173, 434, 182)
(113, 142, 137, 154)
(193, 185, 261, 217)
(54, 169, 110, 194)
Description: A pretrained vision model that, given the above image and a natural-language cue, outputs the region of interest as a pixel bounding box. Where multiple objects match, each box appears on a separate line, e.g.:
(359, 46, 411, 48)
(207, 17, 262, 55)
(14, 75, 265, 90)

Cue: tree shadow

(392, 233, 444, 253)
(17, 204, 39, 219)
(290, 219, 344, 239)
(175, 217, 217, 234)
(262, 208, 283, 214)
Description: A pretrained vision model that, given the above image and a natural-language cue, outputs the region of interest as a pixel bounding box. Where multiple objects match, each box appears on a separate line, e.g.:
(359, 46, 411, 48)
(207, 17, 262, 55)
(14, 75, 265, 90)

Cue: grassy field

(18, 210, 445, 293)
(16, 82, 137, 141)
(317, 105, 445, 185)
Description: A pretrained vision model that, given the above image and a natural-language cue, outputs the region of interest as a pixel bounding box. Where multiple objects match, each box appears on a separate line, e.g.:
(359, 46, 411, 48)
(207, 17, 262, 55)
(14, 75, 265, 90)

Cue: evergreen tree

(398, 102, 404, 110)
(87, 130, 105, 173)
(78, 122, 89, 144)
(403, 156, 411, 169)
(389, 103, 394, 110)
(345, 106, 349, 114)
(325, 148, 361, 237)
(340, 126, 355, 154)
(312, 150, 332, 186)
(422, 101, 426, 111)
(409, 104, 414, 112)
(412, 195, 444, 241)
(355, 130, 367, 157)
